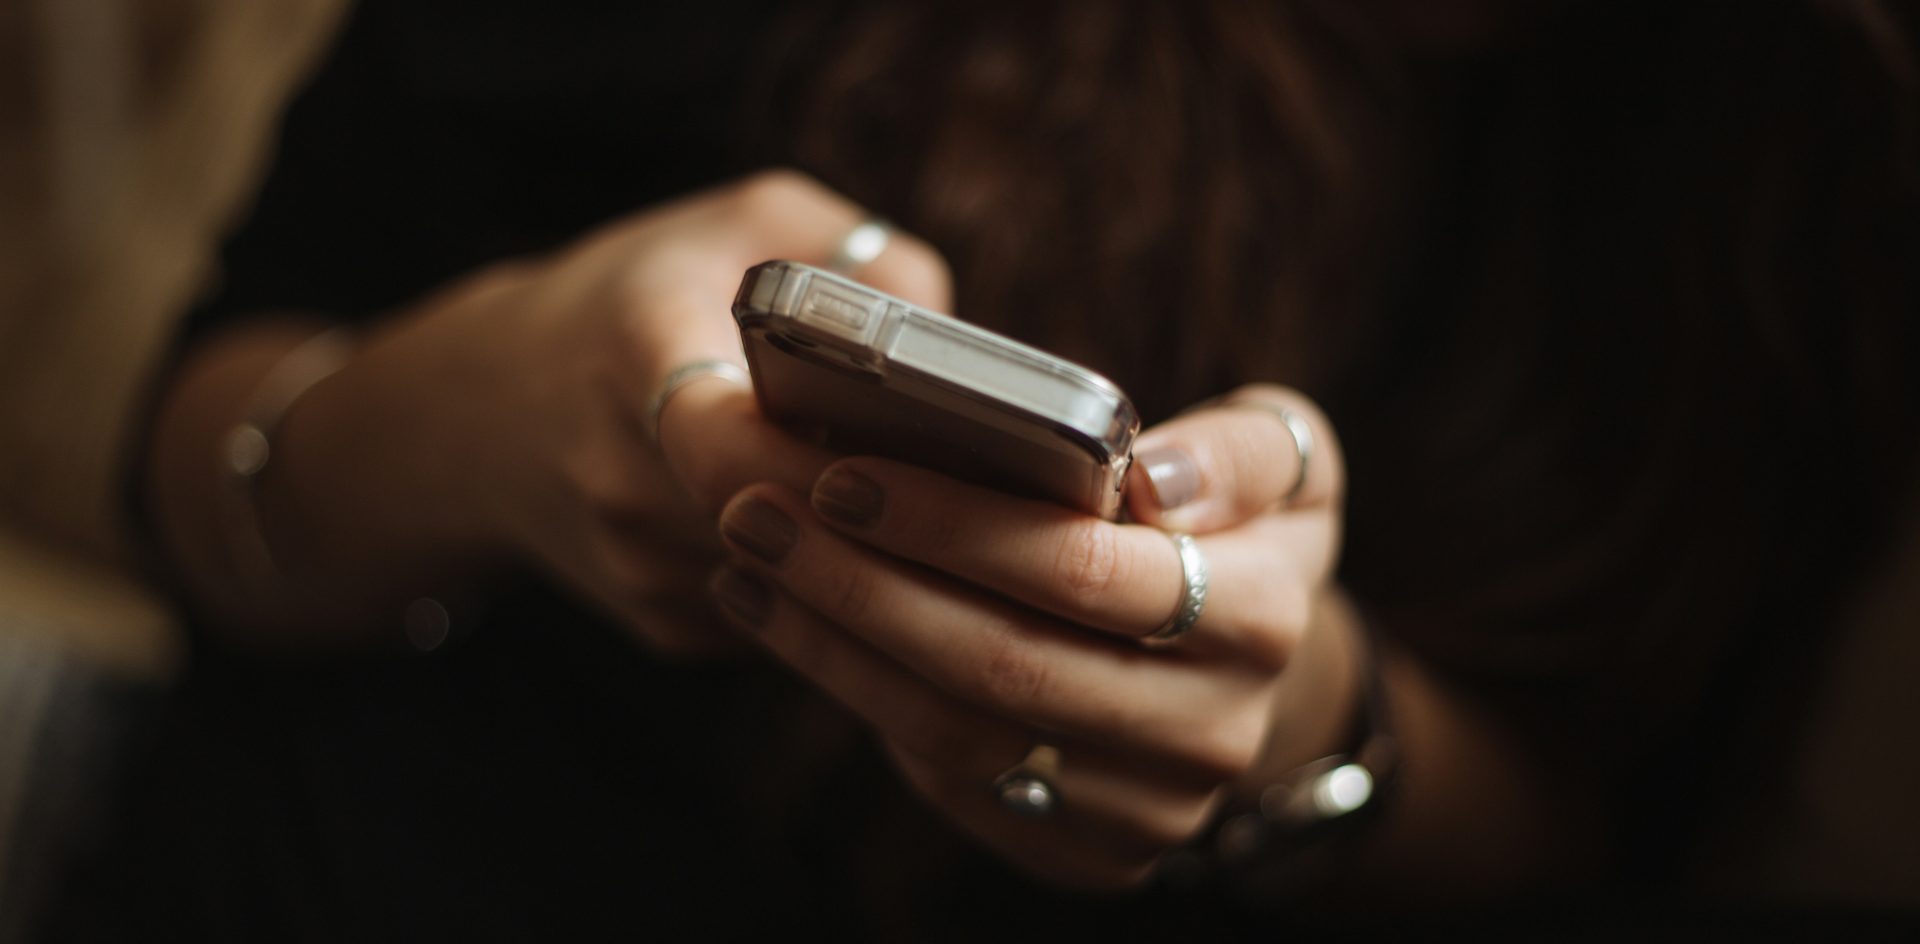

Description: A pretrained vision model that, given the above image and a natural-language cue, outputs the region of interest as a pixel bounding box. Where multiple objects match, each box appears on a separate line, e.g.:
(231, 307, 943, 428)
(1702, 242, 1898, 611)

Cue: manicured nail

(709, 567, 771, 630)
(721, 498, 798, 565)
(1137, 446, 1200, 512)
(813, 469, 884, 529)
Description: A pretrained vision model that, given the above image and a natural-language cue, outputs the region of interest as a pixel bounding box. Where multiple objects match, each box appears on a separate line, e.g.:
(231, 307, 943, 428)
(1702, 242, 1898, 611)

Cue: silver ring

(1275, 407, 1315, 504)
(827, 219, 891, 273)
(992, 744, 1061, 817)
(1144, 532, 1208, 645)
(1232, 401, 1315, 505)
(646, 359, 749, 442)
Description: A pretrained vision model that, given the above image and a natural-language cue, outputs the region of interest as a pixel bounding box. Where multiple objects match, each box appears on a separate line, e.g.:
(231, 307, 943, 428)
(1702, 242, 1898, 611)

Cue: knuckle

(1053, 519, 1121, 610)
(1242, 628, 1294, 675)
(573, 457, 649, 521)
(604, 255, 663, 314)
(883, 236, 955, 305)
(730, 168, 821, 219)
(1233, 382, 1301, 407)
(610, 310, 654, 373)
(1181, 715, 1266, 783)
(908, 504, 966, 558)
(976, 630, 1054, 712)
(1245, 583, 1309, 671)
(824, 567, 881, 626)
(611, 272, 704, 348)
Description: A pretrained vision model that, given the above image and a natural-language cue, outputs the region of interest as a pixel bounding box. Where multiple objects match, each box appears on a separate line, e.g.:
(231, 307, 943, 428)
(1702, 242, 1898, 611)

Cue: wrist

(1158, 586, 1400, 895)
(218, 327, 354, 581)
(1262, 586, 1396, 815)
(1240, 586, 1373, 795)
(147, 316, 511, 646)
(147, 321, 335, 624)
(267, 316, 515, 579)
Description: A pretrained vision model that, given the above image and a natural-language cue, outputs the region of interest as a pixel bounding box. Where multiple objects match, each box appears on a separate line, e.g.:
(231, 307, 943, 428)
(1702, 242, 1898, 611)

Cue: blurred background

(3, 1, 1918, 939)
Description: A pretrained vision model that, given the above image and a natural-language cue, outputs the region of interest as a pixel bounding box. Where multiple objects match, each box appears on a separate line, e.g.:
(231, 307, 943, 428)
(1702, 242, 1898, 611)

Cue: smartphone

(732, 260, 1139, 519)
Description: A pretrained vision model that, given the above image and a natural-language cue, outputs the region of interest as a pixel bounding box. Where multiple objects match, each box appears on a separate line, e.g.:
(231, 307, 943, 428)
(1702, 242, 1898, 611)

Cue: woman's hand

(150, 170, 951, 653)
(707, 384, 1359, 887)
(378, 171, 956, 655)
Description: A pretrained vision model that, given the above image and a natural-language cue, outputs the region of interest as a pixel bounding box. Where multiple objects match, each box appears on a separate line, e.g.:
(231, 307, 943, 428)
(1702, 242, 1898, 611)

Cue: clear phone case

(733, 260, 1139, 518)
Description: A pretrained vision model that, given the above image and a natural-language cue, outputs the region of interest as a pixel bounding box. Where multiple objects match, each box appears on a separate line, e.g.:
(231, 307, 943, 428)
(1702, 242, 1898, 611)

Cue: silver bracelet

(219, 327, 354, 580)
(1157, 620, 1399, 895)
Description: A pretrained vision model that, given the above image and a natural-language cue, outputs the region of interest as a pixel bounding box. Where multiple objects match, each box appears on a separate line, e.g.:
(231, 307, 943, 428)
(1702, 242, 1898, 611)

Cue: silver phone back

(733, 261, 1138, 518)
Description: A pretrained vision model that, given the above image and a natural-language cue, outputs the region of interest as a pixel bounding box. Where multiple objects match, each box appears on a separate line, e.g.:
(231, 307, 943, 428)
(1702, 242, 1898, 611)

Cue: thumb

(1124, 385, 1341, 533)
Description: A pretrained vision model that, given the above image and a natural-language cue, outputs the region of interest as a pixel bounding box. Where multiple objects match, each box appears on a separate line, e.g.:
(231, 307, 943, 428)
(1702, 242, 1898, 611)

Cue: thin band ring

(1143, 532, 1209, 646)
(646, 359, 749, 442)
(1232, 401, 1315, 505)
(993, 744, 1062, 817)
(827, 219, 892, 274)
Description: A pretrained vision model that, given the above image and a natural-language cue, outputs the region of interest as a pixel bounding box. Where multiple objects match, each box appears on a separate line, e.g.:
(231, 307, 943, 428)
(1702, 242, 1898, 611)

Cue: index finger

(720, 172, 952, 312)
(644, 171, 953, 504)
(608, 169, 955, 401)
(672, 169, 953, 314)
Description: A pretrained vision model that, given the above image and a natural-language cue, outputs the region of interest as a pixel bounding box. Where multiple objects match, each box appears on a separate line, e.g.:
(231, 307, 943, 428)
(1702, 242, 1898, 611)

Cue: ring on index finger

(828, 219, 892, 274)
(1143, 532, 1209, 646)
(646, 358, 749, 443)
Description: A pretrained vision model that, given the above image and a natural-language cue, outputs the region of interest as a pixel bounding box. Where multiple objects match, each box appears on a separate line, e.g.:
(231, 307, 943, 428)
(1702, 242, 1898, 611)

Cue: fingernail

(709, 567, 771, 629)
(1137, 446, 1200, 511)
(813, 469, 884, 529)
(720, 498, 798, 565)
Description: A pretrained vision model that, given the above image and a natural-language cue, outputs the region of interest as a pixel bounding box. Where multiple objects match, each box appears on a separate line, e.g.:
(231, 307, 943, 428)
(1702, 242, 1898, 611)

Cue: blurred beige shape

(0, 0, 346, 931)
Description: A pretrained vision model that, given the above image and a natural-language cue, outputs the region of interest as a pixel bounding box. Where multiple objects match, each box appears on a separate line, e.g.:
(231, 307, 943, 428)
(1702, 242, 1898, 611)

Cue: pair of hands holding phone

(404, 170, 1356, 888)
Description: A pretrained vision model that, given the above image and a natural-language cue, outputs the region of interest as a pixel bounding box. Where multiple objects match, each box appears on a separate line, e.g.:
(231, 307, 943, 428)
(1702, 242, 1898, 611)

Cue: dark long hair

(748, 0, 1920, 880)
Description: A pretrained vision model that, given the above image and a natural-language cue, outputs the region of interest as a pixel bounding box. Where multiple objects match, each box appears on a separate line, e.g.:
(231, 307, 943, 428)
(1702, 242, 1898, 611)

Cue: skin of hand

(149, 168, 1577, 890)
(146, 170, 951, 654)
(703, 384, 1366, 888)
